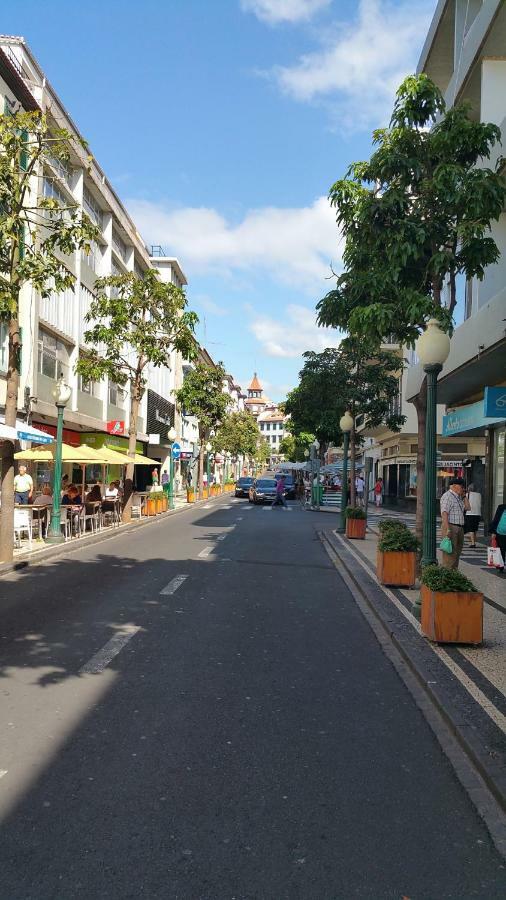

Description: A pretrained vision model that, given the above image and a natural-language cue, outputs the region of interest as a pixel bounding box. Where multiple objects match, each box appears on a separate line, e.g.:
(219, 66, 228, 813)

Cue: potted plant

(147, 489, 164, 515)
(376, 522, 419, 587)
(420, 565, 483, 645)
(344, 506, 367, 539)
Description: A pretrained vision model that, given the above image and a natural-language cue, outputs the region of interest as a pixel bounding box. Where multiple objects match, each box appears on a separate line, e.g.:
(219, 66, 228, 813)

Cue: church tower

(244, 373, 268, 419)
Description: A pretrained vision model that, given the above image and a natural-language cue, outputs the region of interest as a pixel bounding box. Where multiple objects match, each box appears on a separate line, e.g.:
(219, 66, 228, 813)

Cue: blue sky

(3, 0, 436, 400)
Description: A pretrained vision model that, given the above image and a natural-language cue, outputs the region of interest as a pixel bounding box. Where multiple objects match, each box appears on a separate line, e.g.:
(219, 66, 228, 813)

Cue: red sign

(33, 422, 81, 447)
(107, 420, 125, 435)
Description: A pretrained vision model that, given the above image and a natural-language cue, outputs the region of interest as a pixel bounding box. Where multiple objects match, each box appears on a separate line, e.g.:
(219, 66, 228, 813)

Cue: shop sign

(33, 422, 81, 447)
(80, 432, 143, 454)
(107, 420, 125, 435)
(146, 390, 175, 446)
(179, 451, 192, 460)
(442, 398, 504, 436)
(484, 386, 506, 418)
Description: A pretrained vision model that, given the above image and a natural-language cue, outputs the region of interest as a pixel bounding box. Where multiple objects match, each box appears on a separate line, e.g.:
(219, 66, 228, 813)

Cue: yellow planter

(187, 489, 195, 504)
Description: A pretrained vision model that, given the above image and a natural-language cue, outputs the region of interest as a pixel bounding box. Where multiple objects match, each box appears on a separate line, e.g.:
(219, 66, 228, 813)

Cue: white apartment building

(243, 373, 287, 462)
(406, 0, 506, 524)
(0, 36, 187, 490)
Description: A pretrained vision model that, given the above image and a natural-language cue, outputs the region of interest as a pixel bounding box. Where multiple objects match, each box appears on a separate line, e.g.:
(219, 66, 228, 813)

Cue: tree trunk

(349, 423, 356, 507)
(198, 443, 204, 500)
(123, 386, 140, 523)
(0, 315, 21, 563)
(413, 375, 427, 556)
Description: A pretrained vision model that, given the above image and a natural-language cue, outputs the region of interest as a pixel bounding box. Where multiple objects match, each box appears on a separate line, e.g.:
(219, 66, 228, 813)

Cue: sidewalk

(319, 521, 506, 827)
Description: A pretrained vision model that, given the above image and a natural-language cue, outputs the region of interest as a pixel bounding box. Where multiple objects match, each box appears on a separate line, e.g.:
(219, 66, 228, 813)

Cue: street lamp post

(413, 319, 450, 619)
(168, 426, 176, 510)
(338, 410, 354, 534)
(205, 441, 212, 497)
(313, 439, 321, 509)
(46, 374, 72, 544)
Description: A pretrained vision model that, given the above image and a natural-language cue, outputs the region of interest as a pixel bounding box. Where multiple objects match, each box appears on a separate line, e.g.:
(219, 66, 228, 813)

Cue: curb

(0, 492, 227, 577)
(319, 527, 506, 854)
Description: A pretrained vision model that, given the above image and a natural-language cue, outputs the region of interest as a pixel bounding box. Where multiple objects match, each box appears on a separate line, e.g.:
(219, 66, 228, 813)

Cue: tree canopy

(176, 362, 230, 498)
(212, 410, 259, 458)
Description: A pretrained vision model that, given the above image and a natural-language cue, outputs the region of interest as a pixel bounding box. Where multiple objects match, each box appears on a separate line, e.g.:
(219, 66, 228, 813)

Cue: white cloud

(241, 0, 330, 25)
(128, 196, 340, 291)
(249, 303, 341, 357)
(195, 294, 228, 317)
(271, 0, 433, 130)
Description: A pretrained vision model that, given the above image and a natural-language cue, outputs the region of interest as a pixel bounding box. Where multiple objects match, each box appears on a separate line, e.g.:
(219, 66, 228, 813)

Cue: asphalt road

(0, 497, 504, 899)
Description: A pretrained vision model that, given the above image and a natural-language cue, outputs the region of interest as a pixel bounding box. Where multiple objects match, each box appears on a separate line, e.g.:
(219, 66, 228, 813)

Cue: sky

(3, 0, 436, 401)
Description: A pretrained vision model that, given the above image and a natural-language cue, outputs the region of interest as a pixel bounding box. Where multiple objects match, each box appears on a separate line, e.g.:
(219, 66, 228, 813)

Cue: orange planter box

(345, 518, 367, 539)
(187, 489, 195, 503)
(377, 550, 416, 587)
(421, 585, 483, 644)
(146, 498, 157, 516)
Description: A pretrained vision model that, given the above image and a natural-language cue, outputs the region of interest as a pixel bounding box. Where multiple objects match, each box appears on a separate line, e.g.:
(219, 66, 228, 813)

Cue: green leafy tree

(286, 339, 404, 504)
(317, 74, 506, 535)
(279, 431, 314, 462)
(0, 110, 99, 562)
(212, 410, 259, 459)
(77, 270, 198, 519)
(176, 362, 229, 499)
(254, 437, 271, 471)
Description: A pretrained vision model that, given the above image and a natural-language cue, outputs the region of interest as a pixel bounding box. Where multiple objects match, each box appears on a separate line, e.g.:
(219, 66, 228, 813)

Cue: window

(0, 321, 8, 371)
(37, 328, 70, 381)
(465, 279, 474, 321)
(78, 371, 100, 397)
(108, 382, 127, 407)
(266, 423, 271, 431)
(84, 240, 102, 274)
(83, 185, 103, 229)
(43, 176, 72, 219)
(437, 443, 468, 454)
(48, 152, 72, 186)
(112, 228, 127, 262)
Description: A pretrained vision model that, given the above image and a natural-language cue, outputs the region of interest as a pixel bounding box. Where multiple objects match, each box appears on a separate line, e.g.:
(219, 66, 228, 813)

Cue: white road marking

(202, 504, 212, 509)
(160, 574, 188, 595)
(0, 770, 7, 779)
(79, 625, 140, 675)
(217, 535, 226, 541)
(198, 546, 214, 558)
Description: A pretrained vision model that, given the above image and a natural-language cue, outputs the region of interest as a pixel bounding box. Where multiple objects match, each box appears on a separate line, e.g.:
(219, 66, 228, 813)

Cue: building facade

(406, 1, 506, 526)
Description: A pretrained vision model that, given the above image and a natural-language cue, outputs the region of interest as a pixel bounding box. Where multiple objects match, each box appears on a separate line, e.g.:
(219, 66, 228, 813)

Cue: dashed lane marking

(79, 625, 140, 675)
(198, 546, 214, 558)
(160, 574, 188, 595)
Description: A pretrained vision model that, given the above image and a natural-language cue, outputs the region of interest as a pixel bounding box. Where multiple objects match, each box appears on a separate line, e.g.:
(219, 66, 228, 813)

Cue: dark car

(235, 476, 254, 498)
(249, 478, 278, 504)
(274, 473, 296, 499)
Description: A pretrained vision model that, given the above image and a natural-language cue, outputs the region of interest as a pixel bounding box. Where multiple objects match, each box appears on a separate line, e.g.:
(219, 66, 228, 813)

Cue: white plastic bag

(487, 546, 503, 568)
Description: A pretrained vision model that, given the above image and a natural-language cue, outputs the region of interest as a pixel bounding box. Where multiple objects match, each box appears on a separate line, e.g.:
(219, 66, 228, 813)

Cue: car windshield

(256, 480, 277, 488)
(238, 478, 253, 485)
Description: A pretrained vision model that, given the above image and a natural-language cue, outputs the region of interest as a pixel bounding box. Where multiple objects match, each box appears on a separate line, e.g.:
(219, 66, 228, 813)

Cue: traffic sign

(171, 441, 181, 460)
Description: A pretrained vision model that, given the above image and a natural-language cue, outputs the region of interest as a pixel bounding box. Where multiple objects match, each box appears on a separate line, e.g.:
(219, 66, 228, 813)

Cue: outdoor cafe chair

(14, 508, 32, 550)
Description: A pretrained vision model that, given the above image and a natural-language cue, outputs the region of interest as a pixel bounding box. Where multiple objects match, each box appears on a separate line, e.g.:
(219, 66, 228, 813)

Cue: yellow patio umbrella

(14, 442, 104, 463)
(95, 446, 160, 466)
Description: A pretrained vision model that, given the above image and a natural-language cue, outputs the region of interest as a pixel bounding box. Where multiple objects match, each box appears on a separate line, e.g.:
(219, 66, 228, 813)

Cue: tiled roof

(248, 373, 263, 391)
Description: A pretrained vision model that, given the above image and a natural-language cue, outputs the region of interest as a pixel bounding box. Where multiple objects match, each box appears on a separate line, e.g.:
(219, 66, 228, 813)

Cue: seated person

(33, 485, 53, 506)
(104, 481, 119, 500)
(62, 484, 83, 506)
(85, 484, 102, 504)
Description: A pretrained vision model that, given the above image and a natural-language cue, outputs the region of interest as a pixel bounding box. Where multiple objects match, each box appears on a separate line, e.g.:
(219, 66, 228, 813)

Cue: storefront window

(493, 428, 505, 509)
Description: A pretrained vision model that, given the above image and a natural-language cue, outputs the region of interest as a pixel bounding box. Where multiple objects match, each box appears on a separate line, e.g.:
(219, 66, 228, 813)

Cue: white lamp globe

(340, 410, 354, 433)
(416, 319, 451, 367)
(205, 442, 212, 452)
(168, 426, 177, 442)
(51, 374, 72, 408)
(304, 449, 310, 458)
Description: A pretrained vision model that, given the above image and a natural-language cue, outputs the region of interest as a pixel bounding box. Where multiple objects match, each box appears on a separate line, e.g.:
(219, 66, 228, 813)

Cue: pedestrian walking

(14, 465, 33, 504)
(440, 477, 469, 569)
(489, 502, 506, 573)
(464, 483, 481, 548)
(355, 475, 365, 506)
(374, 477, 383, 508)
(272, 474, 287, 508)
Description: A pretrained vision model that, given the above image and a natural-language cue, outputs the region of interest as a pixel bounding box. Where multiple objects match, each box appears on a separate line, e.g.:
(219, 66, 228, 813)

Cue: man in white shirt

(14, 465, 33, 504)
(355, 475, 365, 506)
(440, 477, 469, 569)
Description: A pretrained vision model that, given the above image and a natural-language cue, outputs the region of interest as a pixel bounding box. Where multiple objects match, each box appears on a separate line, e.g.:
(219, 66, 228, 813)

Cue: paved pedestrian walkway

(334, 521, 506, 731)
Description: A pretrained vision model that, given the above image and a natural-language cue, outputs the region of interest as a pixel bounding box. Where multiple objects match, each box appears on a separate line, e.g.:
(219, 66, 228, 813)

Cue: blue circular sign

(171, 441, 181, 460)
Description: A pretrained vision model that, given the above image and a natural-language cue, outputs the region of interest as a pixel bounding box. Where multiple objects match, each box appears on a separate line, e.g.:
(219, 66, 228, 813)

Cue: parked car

(249, 478, 278, 505)
(274, 473, 296, 499)
(235, 476, 254, 498)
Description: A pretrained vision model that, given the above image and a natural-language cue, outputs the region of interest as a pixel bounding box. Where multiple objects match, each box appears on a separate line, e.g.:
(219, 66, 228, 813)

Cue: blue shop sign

(484, 386, 506, 418)
(443, 392, 505, 436)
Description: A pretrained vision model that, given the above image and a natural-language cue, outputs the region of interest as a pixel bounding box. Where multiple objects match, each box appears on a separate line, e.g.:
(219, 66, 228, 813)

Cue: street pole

(46, 375, 71, 545)
(169, 447, 175, 509)
(338, 431, 350, 534)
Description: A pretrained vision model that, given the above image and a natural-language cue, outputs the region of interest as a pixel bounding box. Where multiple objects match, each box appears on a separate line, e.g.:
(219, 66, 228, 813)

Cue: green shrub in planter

(378, 525, 420, 553)
(344, 506, 366, 520)
(421, 564, 477, 593)
(149, 490, 165, 498)
(378, 518, 404, 534)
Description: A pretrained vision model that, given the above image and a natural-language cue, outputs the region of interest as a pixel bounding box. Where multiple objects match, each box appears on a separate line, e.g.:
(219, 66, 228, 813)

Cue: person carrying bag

(489, 502, 506, 573)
